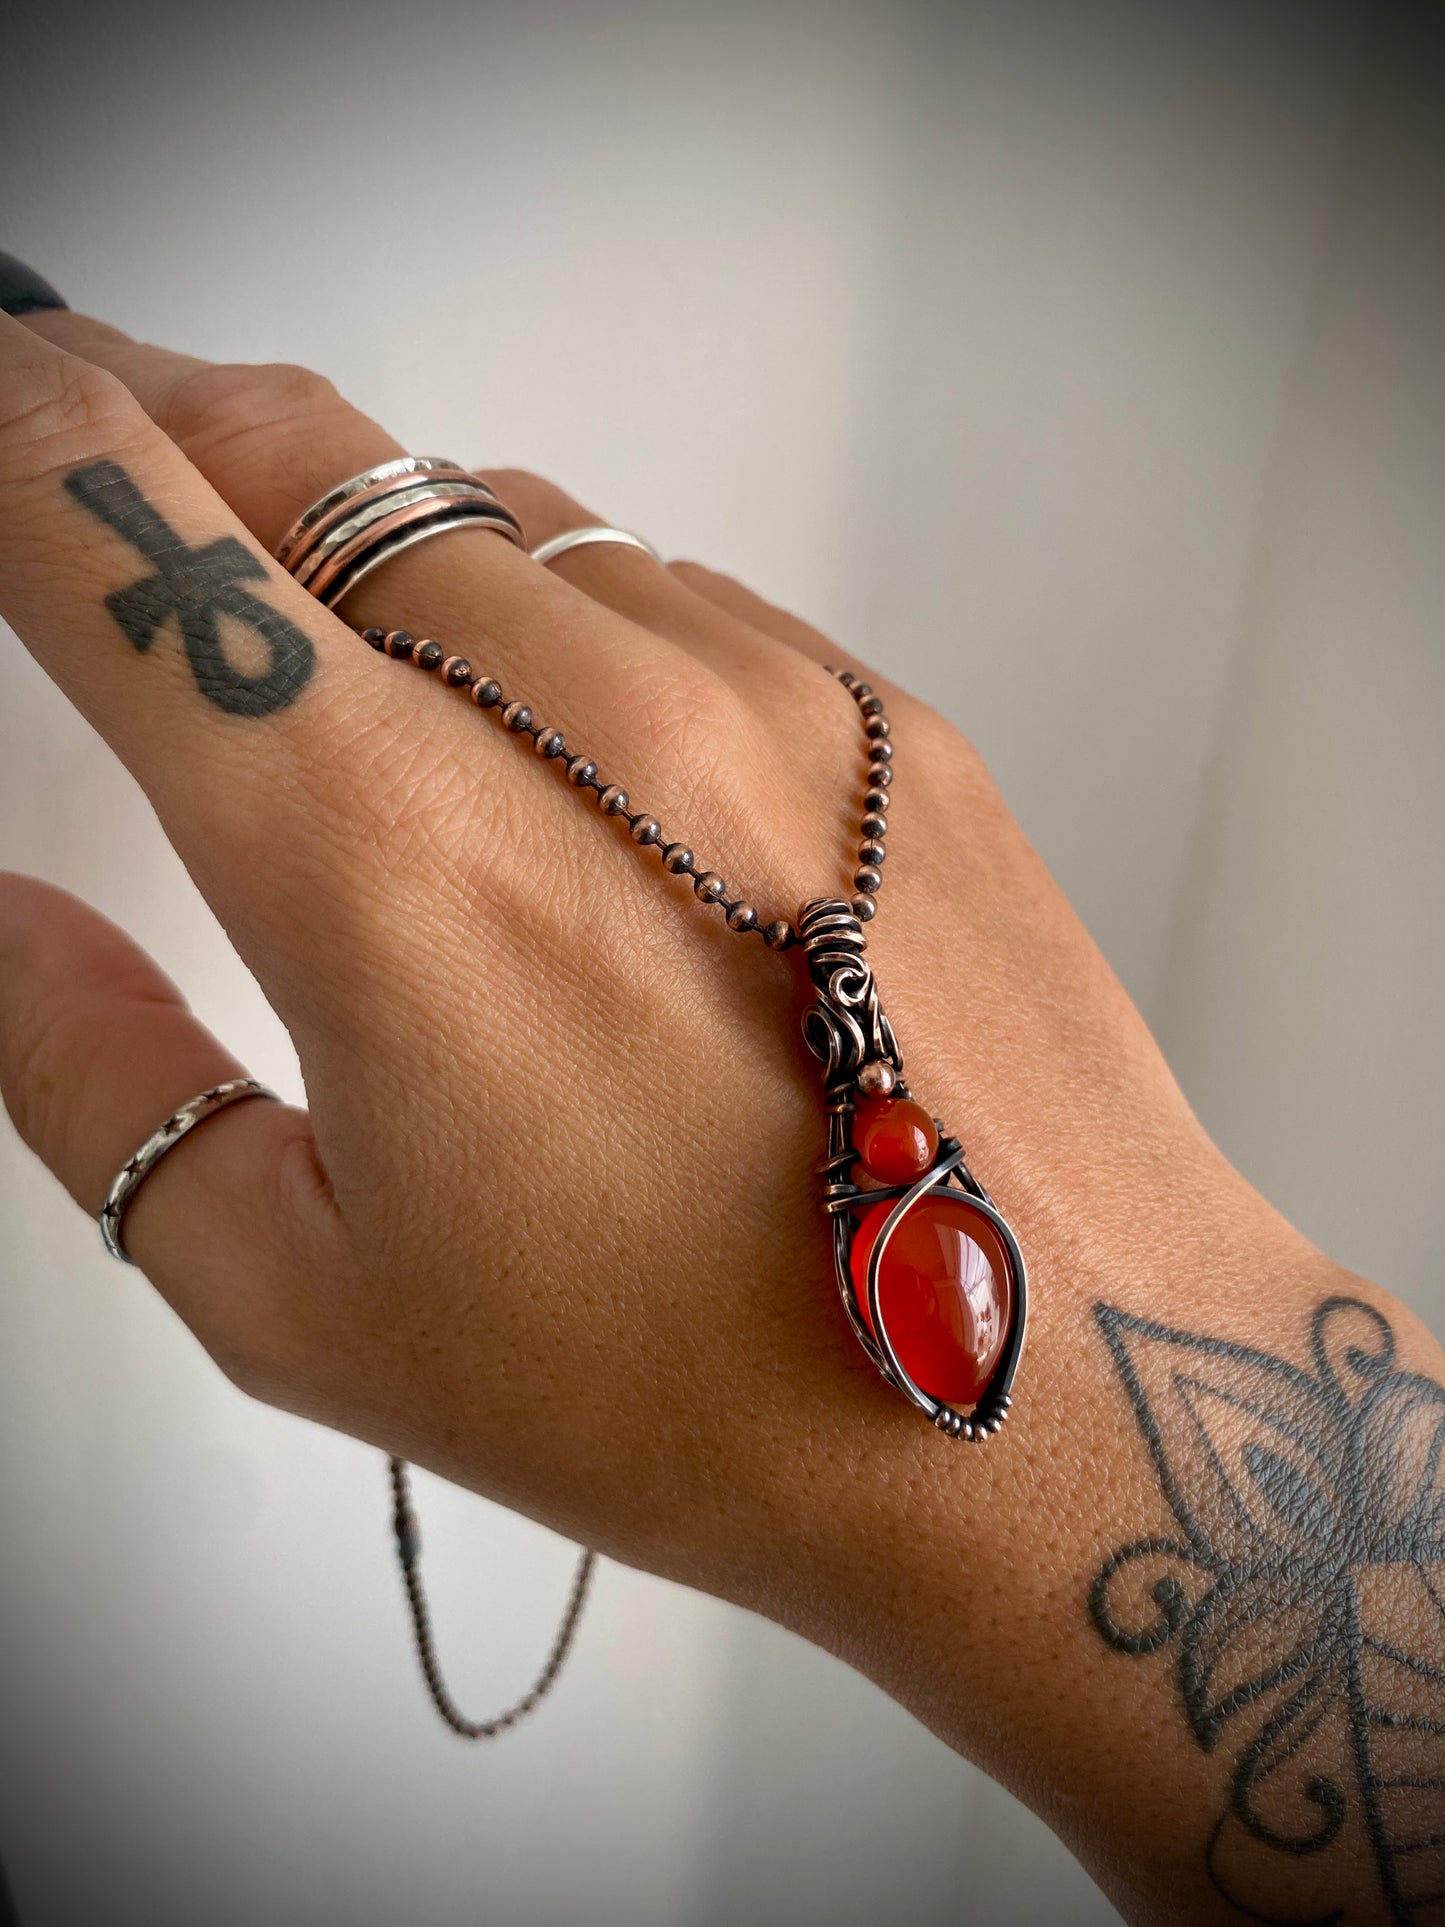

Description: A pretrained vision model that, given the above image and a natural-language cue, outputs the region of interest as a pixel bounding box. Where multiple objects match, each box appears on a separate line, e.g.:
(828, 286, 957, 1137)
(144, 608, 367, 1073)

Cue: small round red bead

(854, 1094, 938, 1185)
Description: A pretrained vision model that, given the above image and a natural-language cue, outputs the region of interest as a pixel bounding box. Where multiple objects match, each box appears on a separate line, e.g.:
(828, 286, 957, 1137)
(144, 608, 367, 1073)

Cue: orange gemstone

(849, 1192, 1013, 1407)
(854, 1094, 938, 1185)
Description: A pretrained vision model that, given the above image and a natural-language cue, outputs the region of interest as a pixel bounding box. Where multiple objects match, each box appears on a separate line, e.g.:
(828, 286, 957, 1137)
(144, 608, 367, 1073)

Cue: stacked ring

(273, 456, 525, 607)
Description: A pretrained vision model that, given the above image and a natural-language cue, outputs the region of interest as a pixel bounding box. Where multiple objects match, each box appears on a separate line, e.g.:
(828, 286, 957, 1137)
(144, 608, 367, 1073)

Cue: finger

(18, 306, 788, 693)
(668, 558, 880, 681)
(18, 310, 729, 762)
(0, 312, 411, 943)
(24, 312, 847, 733)
(0, 871, 349, 1402)
(12, 310, 871, 924)
(481, 465, 803, 685)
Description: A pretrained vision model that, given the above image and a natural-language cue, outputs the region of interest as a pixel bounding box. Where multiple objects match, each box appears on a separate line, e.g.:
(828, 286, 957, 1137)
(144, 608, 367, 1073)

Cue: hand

(2, 302, 1440, 1924)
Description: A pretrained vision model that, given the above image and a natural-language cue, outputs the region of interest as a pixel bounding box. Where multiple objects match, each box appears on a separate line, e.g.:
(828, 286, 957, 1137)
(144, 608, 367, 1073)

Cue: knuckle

(0, 982, 162, 1198)
(629, 653, 747, 769)
(481, 464, 549, 496)
(162, 358, 342, 448)
(907, 690, 983, 767)
(0, 347, 149, 490)
(205, 1246, 332, 1405)
(203, 1146, 345, 1409)
(479, 465, 590, 528)
(619, 657, 777, 845)
(208, 1322, 301, 1406)
(160, 359, 357, 507)
(1, 981, 71, 1170)
(668, 558, 726, 595)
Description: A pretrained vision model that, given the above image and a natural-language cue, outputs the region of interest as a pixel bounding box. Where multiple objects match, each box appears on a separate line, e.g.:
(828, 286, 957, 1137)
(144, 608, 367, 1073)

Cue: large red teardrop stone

(849, 1192, 1013, 1408)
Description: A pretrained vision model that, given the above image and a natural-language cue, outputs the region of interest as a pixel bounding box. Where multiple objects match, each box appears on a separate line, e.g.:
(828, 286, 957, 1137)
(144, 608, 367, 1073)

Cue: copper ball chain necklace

(359, 622, 1028, 1738)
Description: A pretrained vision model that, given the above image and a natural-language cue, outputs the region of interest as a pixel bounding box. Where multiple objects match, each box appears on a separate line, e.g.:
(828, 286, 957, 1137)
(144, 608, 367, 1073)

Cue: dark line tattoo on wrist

(64, 461, 314, 716)
(1090, 1296, 1445, 1922)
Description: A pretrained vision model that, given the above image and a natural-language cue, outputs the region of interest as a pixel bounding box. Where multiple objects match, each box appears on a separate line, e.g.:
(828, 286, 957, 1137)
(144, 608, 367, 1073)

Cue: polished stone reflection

(850, 1193, 1014, 1407)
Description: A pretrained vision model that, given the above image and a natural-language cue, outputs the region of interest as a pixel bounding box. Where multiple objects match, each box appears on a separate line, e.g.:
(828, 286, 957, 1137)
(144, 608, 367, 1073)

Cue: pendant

(797, 900, 1027, 1440)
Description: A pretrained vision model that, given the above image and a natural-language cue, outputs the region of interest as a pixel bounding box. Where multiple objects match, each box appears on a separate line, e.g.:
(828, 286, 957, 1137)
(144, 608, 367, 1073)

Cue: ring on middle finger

(274, 455, 526, 608)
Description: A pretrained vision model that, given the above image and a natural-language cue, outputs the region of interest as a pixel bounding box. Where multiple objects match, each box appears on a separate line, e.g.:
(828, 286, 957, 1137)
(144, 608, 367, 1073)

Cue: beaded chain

(387, 1459, 596, 1739)
(358, 622, 894, 1738)
(360, 626, 895, 946)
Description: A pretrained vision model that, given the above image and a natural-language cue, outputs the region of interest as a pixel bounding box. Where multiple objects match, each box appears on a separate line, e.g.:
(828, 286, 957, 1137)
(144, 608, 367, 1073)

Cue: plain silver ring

(99, 1078, 279, 1265)
(530, 526, 664, 568)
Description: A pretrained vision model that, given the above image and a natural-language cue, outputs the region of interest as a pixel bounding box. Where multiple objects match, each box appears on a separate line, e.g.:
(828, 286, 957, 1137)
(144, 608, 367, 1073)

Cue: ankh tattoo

(65, 461, 314, 716)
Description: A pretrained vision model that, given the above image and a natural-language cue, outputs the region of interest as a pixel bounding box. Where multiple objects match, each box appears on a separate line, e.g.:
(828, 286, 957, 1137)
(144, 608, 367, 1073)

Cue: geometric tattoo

(1091, 1297, 1445, 1923)
(64, 459, 314, 715)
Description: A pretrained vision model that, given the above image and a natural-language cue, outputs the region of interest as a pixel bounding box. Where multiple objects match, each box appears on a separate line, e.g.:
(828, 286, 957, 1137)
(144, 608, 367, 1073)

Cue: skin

(0, 304, 1440, 1923)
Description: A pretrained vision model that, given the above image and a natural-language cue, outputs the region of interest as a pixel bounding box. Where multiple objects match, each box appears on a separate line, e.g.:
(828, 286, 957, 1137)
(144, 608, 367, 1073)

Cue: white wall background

(2, 4, 1441, 1923)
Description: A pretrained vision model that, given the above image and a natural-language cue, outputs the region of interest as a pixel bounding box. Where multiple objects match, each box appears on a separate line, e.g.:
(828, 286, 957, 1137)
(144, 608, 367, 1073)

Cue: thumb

(0, 870, 349, 1402)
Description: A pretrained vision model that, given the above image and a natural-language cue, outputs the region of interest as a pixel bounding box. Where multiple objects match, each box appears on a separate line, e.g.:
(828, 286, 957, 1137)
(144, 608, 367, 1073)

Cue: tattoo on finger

(64, 461, 315, 716)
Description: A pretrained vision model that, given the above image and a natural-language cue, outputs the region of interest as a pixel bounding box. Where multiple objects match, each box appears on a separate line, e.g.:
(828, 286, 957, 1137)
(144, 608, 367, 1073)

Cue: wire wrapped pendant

(296, 597, 1016, 1741)
(798, 900, 1027, 1440)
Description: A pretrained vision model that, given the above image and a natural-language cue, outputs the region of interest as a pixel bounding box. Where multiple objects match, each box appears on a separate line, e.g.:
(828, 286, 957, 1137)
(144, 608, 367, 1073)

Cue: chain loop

(361, 627, 892, 1734)
(389, 1459, 597, 1740)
